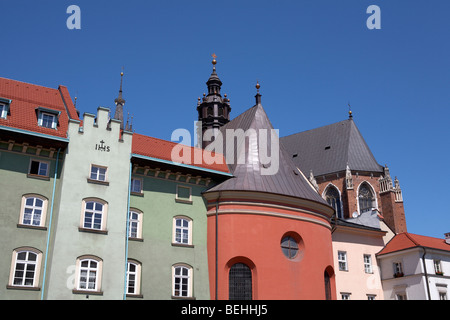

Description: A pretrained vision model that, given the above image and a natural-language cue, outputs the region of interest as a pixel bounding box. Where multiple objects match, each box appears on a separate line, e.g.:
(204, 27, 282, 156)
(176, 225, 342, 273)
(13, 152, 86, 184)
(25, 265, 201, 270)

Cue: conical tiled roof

(206, 103, 327, 205)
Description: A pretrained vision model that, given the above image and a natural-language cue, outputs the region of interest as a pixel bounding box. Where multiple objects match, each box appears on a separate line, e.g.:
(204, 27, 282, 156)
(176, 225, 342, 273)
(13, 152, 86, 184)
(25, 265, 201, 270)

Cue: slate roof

(206, 103, 328, 205)
(280, 119, 383, 176)
(377, 233, 450, 256)
(0, 77, 79, 140)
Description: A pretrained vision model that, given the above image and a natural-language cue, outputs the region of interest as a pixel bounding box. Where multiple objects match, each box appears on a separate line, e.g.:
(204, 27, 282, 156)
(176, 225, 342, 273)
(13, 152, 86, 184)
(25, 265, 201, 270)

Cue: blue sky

(1, 1, 449, 239)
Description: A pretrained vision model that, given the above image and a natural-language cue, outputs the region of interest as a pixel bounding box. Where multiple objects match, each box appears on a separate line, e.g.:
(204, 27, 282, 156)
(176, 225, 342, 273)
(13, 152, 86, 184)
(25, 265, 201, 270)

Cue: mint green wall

(0, 147, 60, 300)
(128, 174, 211, 300)
(45, 108, 132, 300)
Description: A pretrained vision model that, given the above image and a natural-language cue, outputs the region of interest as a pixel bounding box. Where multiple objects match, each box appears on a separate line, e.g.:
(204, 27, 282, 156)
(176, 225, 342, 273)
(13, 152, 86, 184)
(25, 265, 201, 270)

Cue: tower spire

(255, 81, 262, 105)
(114, 68, 125, 130)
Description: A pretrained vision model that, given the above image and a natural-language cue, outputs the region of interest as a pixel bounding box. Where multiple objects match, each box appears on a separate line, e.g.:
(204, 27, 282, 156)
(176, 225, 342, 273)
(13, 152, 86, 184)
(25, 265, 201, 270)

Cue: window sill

(27, 174, 50, 181)
(6, 285, 40, 291)
(126, 293, 144, 298)
(72, 289, 103, 296)
(172, 242, 194, 248)
(17, 223, 47, 231)
(175, 198, 193, 205)
(87, 178, 109, 186)
(130, 191, 144, 197)
(78, 227, 108, 235)
(171, 295, 196, 300)
(129, 237, 144, 242)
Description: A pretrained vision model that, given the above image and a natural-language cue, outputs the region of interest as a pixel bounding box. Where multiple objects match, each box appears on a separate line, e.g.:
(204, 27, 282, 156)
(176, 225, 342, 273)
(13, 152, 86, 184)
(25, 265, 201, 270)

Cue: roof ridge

(0, 76, 61, 91)
(404, 232, 421, 246)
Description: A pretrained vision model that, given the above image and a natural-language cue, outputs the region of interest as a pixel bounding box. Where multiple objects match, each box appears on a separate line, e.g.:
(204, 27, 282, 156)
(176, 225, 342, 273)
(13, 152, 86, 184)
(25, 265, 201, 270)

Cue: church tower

(196, 55, 231, 148)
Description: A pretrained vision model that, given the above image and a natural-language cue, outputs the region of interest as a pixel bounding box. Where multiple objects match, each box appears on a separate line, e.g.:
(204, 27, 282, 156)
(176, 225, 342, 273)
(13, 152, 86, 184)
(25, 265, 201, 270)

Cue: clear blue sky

(1, 0, 449, 239)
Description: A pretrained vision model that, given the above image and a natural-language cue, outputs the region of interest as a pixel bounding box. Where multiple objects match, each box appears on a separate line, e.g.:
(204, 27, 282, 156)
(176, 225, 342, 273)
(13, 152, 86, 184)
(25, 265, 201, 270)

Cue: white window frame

(341, 292, 351, 300)
(28, 159, 50, 177)
(19, 194, 48, 227)
(128, 209, 143, 239)
(172, 264, 193, 298)
(364, 254, 373, 274)
(338, 251, 348, 271)
(126, 260, 142, 296)
(38, 111, 57, 129)
(80, 199, 108, 232)
(75, 256, 103, 293)
(130, 177, 143, 194)
(90, 164, 107, 182)
(434, 259, 443, 274)
(173, 216, 193, 246)
(0, 103, 7, 119)
(393, 261, 404, 277)
(8, 247, 42, 289)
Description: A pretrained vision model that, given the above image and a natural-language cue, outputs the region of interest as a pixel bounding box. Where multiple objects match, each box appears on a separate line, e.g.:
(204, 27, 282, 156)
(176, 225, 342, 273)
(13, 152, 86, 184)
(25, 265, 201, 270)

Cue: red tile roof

(0, 77, 79, 139)
(132, 133, 230, 174)
(377, 232, 450, 256)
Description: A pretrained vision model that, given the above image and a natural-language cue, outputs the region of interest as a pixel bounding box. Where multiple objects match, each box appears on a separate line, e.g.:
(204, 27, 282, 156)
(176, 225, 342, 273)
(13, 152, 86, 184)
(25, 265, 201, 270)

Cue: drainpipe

(40, 148, 61, 300)
(215, 192, 221, 300)
(421, 247, 431, 300)
(123, 161, 132, 300)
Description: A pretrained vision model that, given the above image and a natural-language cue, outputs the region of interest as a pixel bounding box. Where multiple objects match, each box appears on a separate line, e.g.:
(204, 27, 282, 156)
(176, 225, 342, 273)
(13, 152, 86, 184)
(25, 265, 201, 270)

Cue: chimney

(445, 233, 450, 245)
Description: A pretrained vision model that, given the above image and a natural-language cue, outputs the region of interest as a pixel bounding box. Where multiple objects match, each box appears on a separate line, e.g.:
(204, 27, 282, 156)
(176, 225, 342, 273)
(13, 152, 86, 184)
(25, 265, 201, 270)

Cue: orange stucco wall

(207, 201, 336, 300)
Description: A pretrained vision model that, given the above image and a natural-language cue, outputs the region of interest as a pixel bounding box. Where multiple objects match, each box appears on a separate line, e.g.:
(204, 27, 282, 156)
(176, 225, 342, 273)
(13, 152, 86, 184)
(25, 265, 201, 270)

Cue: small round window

(281, 236, 299, 259)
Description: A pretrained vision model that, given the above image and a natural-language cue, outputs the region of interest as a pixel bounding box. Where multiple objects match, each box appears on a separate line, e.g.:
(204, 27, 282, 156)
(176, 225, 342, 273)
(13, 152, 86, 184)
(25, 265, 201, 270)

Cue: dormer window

(0, 97, 11, 119)
(36, 107, 60, 129)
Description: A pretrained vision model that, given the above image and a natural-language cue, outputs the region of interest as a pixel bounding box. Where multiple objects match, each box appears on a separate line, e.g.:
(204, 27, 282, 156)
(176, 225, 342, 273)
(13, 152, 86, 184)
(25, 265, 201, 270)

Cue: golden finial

(211, 53, 217, 65)
(256, 80, 260, 93)
(348, 102, 353, 119)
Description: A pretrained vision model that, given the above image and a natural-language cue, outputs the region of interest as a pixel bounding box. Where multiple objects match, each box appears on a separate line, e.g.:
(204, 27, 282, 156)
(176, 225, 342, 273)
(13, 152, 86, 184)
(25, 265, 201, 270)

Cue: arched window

(75, 255, 103, 293)
(80, 198, 108, 232)
(19, 194, 48, 227)
(324, 270, 331, 300)
(173, 216, 193, 246)
(9, 248, 42, 288)
(229, 263, 252, 300)
(126, 260, 142, 296)
(172, 264, 193, 298)
(324, 185, 342, 218)
(128, 209, 143, 239)
(359, 183, 375, 213)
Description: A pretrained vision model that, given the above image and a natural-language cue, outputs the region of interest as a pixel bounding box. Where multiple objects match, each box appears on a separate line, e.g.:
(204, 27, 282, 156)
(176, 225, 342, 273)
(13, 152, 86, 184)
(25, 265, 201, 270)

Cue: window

(434, 260, 443, 275)
(324, 270, 332, 300)
(19, 195, 48, 227)
(8, 248, 42, 288)
(229, 263, 252, 300)
(281, 236, 299, 259)
(324, 185, 342, 218)
(81, 199, 107, 232)
(126, 260, 142, 296)
(74, 256, 102, 293)
(38, 112, 57, 129)
(29, 160, 49, 177)
(0, 103, 7, 119)
(173, 217, 192, 246)
(393, 261, 404, 277)
(176, 185, 192, 203)
(341, 293, 351, 300)
(172, 264, 192, 298)
(130, 177, 143, 194)
(90, 165, 107, 182)
(439, 292, 447, 300)
(358, 183, 375, 213)
(364, 254, 373, 273)
(367, 294, 376, 300)
(128, 209, 143, 239)
(338, 251, 348, 271)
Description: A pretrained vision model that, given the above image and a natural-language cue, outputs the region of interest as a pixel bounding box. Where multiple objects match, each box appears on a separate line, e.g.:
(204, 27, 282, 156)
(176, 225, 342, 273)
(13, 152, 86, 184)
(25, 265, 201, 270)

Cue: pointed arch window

(359, 183, 375, 213)
(324, 185, 342, 219)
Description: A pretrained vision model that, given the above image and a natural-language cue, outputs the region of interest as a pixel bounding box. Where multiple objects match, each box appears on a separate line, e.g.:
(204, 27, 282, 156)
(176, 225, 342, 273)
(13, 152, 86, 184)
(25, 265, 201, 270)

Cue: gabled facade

(377, 233, 450, 300)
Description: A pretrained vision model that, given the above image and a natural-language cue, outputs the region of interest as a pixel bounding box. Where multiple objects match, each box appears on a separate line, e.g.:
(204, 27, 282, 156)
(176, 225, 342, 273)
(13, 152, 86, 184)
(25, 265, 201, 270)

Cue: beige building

(331, 210, 394, 300)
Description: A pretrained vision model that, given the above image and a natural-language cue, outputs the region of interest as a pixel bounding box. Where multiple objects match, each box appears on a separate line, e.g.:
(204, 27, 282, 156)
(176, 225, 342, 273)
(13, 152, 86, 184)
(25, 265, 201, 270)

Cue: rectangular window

(338, 251, 347, 271)
(434, 260, 443, 275)
(439, 292, 447, 300)
(0, 103, 7, 119)
(38, 112, 57, 129)
(130, 177, 142, 194)
(393, 262, 403, 277)
(364, 254, 373, 273)
(176, 185, 192, 203)
(341, 293, 351, 300)
(29, 160, 49, 177)
(367, 295, 376, 300)
(90, 165, 107, 182)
